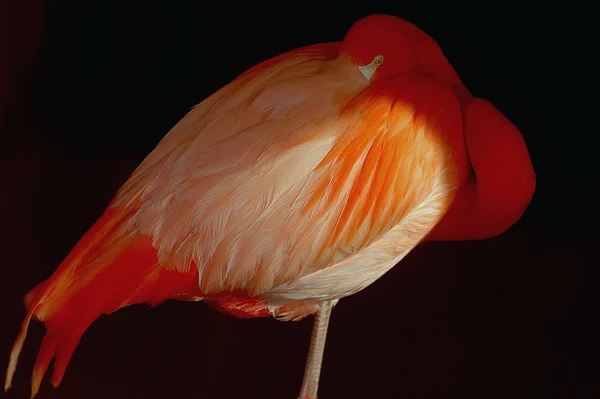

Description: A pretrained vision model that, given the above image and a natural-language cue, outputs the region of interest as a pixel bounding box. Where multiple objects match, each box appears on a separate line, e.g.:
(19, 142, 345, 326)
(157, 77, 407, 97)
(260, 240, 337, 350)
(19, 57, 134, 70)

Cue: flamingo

(5, 14, 535, 399)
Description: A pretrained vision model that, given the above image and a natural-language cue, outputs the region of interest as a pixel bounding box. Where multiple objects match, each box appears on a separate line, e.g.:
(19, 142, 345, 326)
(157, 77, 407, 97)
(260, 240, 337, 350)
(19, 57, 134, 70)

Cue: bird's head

(338, 14, 462, 86)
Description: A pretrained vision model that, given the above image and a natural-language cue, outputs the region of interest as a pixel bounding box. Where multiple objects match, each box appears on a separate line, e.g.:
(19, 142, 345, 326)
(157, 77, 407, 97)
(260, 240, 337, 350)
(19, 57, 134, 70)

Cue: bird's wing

(114, 51, 462, 298)
(263, 75, 464, 303)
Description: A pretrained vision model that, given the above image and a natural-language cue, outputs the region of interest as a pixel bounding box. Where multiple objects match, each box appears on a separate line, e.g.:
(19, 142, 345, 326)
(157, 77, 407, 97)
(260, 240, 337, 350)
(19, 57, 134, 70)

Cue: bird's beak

(335, 55, 375, 83)
(358, 64, 377, 82)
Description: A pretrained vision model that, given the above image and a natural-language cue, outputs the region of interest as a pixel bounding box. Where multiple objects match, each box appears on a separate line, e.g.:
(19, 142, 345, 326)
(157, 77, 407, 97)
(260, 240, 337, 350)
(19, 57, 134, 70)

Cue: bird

(5, 14, 536, 399)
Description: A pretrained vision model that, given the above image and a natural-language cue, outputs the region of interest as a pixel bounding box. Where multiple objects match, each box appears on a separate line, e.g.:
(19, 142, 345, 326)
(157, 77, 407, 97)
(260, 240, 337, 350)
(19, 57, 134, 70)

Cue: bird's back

(111, 48, 462, 301)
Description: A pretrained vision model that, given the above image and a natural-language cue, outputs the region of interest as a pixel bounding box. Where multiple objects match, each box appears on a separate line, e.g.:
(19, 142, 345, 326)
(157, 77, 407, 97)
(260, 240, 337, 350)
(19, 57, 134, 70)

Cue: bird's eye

(372, 55, 384, 66)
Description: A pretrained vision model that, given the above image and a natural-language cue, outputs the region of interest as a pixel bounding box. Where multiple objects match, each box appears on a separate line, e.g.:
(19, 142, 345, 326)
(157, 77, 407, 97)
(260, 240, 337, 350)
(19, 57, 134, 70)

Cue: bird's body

(5, 15, 535, 399)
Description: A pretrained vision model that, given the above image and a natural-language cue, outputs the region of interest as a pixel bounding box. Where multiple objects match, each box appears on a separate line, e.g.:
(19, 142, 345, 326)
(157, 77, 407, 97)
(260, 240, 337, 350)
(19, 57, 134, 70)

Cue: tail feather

(5, 309, 35, 393)
(5, 203, 201, 398)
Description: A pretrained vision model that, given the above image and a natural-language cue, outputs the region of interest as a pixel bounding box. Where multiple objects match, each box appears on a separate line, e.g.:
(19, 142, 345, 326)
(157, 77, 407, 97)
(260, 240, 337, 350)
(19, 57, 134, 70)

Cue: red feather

(7, 202, 204, 397)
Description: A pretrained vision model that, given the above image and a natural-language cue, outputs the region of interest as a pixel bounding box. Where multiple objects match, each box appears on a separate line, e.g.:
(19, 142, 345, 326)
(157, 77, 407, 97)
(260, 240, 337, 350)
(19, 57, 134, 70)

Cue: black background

(1, 1, 597, 398)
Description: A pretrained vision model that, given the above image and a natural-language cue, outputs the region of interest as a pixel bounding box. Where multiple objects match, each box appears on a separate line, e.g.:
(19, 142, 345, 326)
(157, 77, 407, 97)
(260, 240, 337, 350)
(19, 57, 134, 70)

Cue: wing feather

(265, 78, 464, 302)
(113, 46, 463, 300)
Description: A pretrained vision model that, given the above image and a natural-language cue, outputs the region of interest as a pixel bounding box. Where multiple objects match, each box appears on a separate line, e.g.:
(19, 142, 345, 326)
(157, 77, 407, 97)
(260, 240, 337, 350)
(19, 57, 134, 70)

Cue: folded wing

(115, 66, 463, 298)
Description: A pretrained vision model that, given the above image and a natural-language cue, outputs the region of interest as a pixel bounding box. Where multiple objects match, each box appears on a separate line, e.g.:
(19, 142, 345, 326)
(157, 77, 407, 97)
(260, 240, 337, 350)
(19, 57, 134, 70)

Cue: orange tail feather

(5, 203, 201, 398)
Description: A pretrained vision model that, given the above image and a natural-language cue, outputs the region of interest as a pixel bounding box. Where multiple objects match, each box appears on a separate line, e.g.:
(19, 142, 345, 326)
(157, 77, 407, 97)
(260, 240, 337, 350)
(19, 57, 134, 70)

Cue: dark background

(1, 1, 597, 398)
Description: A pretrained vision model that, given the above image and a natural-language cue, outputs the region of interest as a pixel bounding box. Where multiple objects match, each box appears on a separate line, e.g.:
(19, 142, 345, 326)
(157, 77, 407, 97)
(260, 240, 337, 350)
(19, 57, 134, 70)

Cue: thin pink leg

(298, 301, 334, 399)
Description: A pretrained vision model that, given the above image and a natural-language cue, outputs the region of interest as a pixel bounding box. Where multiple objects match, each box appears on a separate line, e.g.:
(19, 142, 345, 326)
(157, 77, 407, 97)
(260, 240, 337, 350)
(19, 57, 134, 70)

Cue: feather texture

(7, 42, 464, 397)
(113, 52, 462, 299)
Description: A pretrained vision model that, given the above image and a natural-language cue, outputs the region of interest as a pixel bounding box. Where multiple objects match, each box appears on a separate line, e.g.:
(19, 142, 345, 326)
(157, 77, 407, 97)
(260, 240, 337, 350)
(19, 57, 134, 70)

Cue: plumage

(6, 14, 535, 399)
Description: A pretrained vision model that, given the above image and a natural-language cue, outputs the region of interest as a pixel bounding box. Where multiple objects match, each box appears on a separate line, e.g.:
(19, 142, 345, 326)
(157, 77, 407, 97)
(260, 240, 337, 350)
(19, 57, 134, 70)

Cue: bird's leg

(298, 300, 334, 399)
